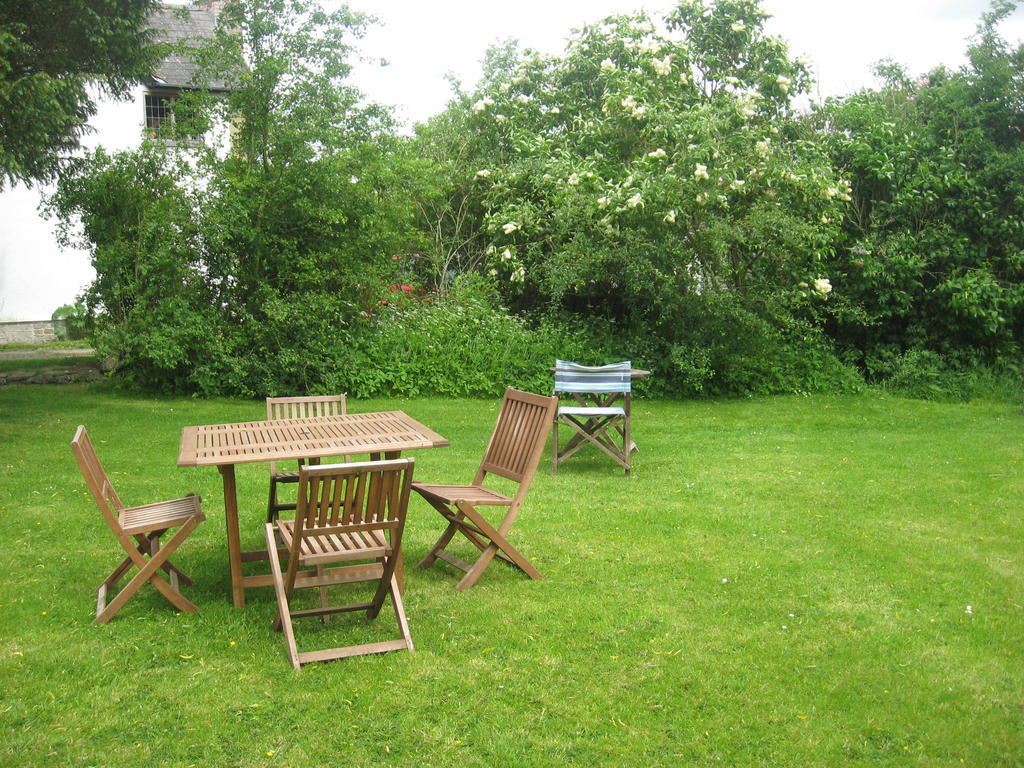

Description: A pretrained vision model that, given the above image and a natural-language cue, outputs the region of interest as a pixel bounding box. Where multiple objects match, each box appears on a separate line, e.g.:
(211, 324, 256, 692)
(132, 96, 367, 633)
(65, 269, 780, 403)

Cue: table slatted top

(177, 411, 449, 467)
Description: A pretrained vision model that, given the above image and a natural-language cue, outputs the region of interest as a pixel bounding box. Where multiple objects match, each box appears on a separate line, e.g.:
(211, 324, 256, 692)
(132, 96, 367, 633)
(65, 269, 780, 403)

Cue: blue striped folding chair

(551, 360, 634, 476)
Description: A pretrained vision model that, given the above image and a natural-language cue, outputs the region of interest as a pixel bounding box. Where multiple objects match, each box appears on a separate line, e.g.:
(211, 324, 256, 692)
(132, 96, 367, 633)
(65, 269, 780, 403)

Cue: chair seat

(277, 519, 389, 566)
(557, 405, 625, 417)
(271, 470, 301, 483)
(412, 482, 513, 507)
(120, 494, 204, 535)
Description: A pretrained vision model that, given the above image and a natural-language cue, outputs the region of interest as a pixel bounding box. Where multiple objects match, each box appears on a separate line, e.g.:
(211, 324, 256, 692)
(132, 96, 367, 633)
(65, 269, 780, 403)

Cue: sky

(2, 0, 1023, 320)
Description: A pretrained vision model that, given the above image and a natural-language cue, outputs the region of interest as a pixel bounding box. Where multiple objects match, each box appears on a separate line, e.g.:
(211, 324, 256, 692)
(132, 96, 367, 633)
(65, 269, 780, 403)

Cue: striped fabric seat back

(554, 360, 631, 394)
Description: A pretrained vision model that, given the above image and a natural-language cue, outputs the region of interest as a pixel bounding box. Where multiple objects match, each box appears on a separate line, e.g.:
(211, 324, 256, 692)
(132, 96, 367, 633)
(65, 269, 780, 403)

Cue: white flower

(652, 55, 672, 76)
(647, 148, 667, 159)
(502, 222, 519, 235)
(600, 58, 616, 71)
(617, 93, 647, 117)
(813, 277, 832, 295)
(730, 179, 745, 190)
(501, 248, 512, 261)
(626, 193, 644, 209)
(663, 209, 676, 223)
(597, 196, 609, 208)
(679, 71, 690, 84)
(755, 139, 770, 156)
(487, 268, 498, 277)
(731, 20, 746, 32)
(517, 93, 532, 103)
(494, 113, 507, 123)
(777, 74, 792, 93)
(638, 37, 662, 56)
(471, 98, 493, 112)
(499, 83, 510, 94)
(737, 97, 756, 118)
(550, 106, 560, 115)
(965, 605, 973, 615)
(511, 266, 526, 282)
(476, 169, 492, 178)
(567, 172, 580, 185)
(349, 175, 359, 184)
(694, 163, 710, 180)
(724, 76, 740, 85)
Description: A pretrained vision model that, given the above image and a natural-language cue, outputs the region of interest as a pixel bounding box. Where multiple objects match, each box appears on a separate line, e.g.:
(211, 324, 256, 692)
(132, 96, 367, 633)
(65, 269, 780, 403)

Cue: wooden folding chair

(265, 394, 347, 522)
(264, 459, 415, 669)
(551, 360, 633, 476)
(413, 387, 558, 590)
(70, 425, 205, 624)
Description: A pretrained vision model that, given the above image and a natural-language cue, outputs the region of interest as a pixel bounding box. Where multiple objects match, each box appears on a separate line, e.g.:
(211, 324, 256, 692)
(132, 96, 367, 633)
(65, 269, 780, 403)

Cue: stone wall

(0, 320, 66, 344)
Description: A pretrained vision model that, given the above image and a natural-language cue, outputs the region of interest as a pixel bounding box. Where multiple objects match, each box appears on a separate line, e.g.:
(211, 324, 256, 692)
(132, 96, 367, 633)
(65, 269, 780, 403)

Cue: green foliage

(411, 0, 855, 397)
(50, 0, 424, 396)
(0, 0, 163, 187)
(342, 276, 589, 398)
(877, 348, 1024, 403)
(49, 145, 218, 391)
(50, 302, 88, 341)
(818, 1, 1024, 370)
(41, 0, 1024, 398)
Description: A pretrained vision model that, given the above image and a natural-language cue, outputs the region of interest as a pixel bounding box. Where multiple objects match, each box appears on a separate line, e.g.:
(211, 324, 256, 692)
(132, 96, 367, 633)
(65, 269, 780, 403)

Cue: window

(144, 92, 202, 140)
(144, 93, 174, 134)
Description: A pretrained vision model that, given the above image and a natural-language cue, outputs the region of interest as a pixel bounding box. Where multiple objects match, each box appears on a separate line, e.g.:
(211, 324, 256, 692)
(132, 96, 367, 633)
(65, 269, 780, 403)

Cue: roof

(145, 5, 228, 91)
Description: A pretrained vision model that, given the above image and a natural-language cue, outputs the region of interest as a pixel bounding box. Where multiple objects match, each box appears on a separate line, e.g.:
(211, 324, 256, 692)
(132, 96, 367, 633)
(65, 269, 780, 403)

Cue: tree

(50, 0, 423, 395)
(418, 0, 854, 395)
(0, 0, 164, 188)
(818, 0, 1024, 374)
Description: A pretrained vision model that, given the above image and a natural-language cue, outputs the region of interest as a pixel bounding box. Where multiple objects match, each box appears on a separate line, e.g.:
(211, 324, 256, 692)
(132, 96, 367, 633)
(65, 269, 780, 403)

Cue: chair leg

(95, 518, 201, 624)
(418, 497, 541, 589)
(265, 523, 301, 670)
(388, 575, 414, 652)
(551, 419, 558, 475)
(317, 565, 330, 624)
(416, 521, 461, 569)
(267, 480, 280, 524)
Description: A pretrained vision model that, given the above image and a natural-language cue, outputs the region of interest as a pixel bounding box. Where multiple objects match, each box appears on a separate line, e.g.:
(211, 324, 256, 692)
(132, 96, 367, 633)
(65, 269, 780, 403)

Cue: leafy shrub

(881, 348, 1024, 403)
(51, 302, 88, 341)
(341, 277, 591, 398)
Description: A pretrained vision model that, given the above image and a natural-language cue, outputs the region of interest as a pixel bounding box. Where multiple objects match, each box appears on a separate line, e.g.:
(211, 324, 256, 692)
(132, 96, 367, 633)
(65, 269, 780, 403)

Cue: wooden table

(178, 411, 449, 607)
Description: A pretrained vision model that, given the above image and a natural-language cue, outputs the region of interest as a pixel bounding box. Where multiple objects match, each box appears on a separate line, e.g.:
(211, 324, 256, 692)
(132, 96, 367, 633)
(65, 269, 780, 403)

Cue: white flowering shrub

(417, 0, 855, 394)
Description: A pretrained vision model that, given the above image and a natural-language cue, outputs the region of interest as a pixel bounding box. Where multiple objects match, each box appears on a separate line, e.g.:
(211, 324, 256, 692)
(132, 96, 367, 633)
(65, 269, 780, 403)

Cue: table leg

(218, 464, 246, 608)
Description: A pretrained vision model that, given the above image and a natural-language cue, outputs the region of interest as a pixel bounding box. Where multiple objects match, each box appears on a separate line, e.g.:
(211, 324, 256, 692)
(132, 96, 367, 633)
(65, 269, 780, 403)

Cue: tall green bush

(818, 1, 1024, 373)
(413, 0, 856, 396)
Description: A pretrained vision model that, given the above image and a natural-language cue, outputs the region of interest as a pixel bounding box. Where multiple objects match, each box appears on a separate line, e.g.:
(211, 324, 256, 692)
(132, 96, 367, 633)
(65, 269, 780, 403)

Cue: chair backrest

(266, 394, 347, 474)
(554, 360, 631, 395)
(292, 458, 414, 550)
(70, 425, 125, 534)
(477, 387, 559, 488)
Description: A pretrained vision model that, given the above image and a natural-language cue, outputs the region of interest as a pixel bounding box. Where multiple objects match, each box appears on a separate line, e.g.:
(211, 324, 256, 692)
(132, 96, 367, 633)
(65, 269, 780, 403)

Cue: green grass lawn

(0, 385, 1021, 767)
